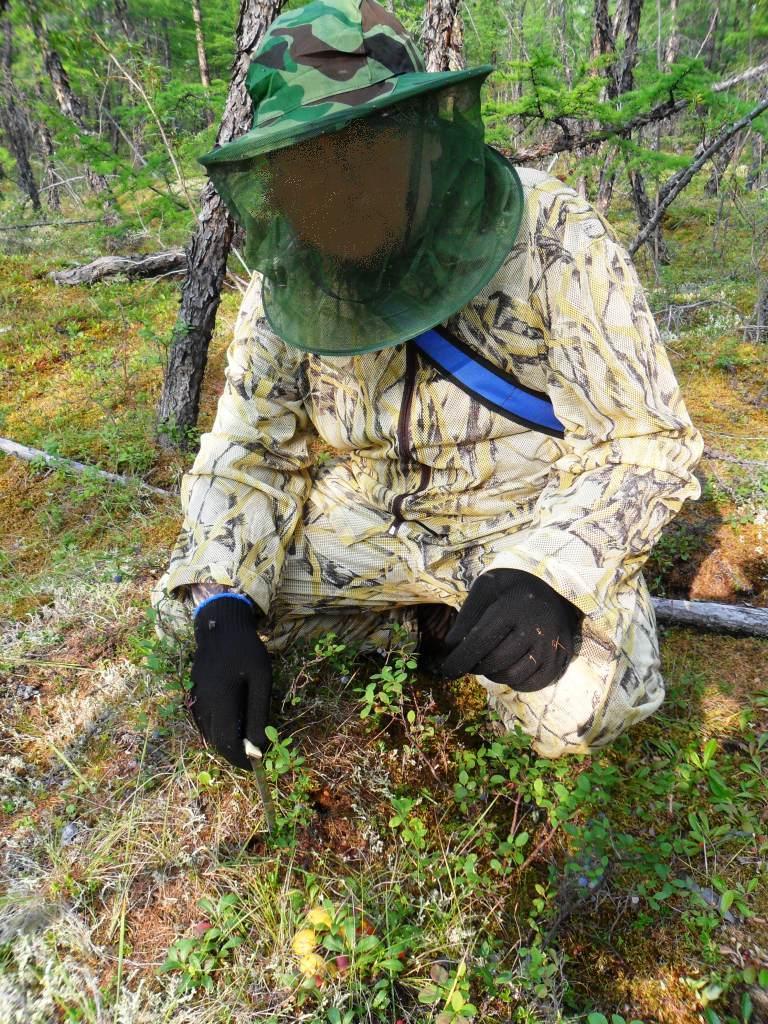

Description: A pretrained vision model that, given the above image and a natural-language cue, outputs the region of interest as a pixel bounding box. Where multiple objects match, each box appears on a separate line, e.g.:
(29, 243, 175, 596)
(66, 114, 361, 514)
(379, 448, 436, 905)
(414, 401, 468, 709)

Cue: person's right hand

(189, 594, 272, 770)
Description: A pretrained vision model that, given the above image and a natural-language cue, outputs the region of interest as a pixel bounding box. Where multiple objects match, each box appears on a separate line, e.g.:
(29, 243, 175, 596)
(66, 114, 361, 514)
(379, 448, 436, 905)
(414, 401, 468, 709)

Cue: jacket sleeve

(488, 208, 703, 658)
(162, 276, 314, 616)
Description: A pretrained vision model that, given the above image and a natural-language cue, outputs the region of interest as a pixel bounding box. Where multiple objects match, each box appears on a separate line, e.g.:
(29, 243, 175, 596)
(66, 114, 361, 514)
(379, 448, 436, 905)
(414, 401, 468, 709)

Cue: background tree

(156, 0, 285, 446)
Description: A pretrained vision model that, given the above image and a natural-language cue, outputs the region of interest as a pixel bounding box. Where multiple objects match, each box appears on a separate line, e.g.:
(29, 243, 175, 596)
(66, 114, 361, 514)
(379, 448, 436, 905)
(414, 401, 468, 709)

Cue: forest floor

(0, 189, 767, 1024)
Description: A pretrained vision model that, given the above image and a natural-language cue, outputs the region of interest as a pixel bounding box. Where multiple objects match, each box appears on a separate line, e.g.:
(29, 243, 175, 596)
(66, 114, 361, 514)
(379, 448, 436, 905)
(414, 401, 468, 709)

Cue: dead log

(0, 437, 172, 497)
(50, 250, 186, 286)
(652, 598, 768, 637)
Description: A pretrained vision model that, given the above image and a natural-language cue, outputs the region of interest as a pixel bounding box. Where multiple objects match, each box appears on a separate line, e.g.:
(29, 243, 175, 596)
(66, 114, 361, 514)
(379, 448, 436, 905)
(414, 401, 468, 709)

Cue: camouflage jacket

(160, 168, 703, 666)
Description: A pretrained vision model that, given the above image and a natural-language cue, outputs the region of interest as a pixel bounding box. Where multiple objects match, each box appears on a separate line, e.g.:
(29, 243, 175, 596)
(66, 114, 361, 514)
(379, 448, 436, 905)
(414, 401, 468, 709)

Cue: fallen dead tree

(49, 249, 186, 286)
(652, 598, 768, 637)
(0, 436, 171, 497)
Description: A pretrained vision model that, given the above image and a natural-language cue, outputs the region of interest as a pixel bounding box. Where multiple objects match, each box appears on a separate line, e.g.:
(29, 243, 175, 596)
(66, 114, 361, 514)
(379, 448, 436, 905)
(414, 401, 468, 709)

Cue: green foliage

(357, 649, 418, 721)
(161, 892, 247, 992)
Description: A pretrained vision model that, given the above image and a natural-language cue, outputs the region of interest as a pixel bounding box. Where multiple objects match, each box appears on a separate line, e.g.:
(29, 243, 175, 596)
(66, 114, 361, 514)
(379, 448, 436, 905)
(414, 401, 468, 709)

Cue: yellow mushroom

(298, 952, 327, 977)
(306, 906, 333, 929)
(291, 928, 317, 956)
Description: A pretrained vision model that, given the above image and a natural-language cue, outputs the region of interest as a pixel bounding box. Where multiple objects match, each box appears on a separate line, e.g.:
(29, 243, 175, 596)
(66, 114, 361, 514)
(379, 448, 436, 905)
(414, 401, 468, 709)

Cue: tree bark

(156, 0, 286, 447)
(22, 0, 113, 195)
(421, 0, 465, 73)
(191, 0, 211, 88)
(35, 106, 60, 211)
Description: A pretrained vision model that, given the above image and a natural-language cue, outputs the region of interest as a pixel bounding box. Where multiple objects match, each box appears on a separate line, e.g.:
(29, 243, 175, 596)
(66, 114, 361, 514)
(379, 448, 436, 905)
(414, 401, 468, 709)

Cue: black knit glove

(435, 569, 580, 691)
(190, 595, 272, 770)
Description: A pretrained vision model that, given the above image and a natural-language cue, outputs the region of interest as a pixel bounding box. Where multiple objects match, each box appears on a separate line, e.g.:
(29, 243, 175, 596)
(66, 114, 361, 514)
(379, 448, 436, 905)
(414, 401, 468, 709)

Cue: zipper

(388, 343, 431, 535)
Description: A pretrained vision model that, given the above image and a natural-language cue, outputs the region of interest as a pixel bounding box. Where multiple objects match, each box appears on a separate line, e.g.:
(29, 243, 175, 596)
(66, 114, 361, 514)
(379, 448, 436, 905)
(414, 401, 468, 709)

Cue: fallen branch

(712, 58, 768, 94)
(702, 446, 768, 468)
(50, 249, 186, 285)
(0, 218, 102, 231)
(652, 598, 768, 637)
(0, 437, 172, 497)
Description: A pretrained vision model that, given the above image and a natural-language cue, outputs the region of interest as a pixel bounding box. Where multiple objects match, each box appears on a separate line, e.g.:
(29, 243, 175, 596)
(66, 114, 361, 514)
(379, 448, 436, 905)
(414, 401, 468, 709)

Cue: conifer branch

(513, 59, 768, 163)
(628, 93, 768, 256)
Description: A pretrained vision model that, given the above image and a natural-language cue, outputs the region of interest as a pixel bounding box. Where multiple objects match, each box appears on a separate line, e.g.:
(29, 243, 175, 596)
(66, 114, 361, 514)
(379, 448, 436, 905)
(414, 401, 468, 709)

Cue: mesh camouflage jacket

(159, 168, 703, 669)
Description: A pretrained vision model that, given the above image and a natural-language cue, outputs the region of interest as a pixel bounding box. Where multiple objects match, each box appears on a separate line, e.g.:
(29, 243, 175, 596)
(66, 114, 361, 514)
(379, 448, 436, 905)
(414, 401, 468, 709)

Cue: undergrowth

(1, 183, 767, 1022)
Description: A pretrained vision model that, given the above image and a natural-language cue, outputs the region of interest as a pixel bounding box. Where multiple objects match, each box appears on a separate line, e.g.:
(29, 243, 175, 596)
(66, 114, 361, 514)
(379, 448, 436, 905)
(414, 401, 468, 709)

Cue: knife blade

(243, 738, 277, 834)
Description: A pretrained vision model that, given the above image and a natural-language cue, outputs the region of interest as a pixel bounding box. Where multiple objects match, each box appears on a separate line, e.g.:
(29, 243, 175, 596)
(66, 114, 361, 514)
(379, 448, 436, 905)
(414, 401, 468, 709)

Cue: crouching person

(152, 0, 703, 768)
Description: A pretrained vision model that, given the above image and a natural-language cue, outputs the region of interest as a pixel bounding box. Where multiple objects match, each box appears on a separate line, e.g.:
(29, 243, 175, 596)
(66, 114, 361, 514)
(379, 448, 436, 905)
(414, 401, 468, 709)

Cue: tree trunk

(37, 116, 60, 211)
(421, 0, 465, 73)
(0, 94, 42, 211)
(664, 0, 680, 67)
(191, 0, 211, 88)
(629, 90, 768, 257)
(156, 0, 286, 447)
(748, 277, 768, 342)
(160, 17, 172, 73)
(114, 0, 132, 39)
(704, 131, 740, 195)
(42, 47, 87, 128)
(22, 0, 115, 196)
(22, 2, 89, 129)
(596, 0, 644, 212)
(628, 163, 669, 264)
(0, 18, 41, 211)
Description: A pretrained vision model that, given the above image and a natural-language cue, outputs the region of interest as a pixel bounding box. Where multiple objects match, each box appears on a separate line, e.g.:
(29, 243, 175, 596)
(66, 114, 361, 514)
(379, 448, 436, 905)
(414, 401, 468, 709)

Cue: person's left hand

(435, 569, 580, 691)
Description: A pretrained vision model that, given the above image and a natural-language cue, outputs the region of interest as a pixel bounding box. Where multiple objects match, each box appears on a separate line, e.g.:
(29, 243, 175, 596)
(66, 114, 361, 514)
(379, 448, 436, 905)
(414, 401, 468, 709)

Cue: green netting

(205, 81, 523, 355)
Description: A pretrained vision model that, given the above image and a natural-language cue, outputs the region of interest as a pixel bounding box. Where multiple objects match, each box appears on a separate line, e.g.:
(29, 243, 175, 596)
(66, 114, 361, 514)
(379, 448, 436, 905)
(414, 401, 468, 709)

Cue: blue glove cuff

(193, 592, 255, 619)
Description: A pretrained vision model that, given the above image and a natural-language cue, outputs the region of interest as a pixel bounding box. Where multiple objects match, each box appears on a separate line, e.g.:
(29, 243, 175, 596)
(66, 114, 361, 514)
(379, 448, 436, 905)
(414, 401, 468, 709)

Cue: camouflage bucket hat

(199, 0, 524, 354)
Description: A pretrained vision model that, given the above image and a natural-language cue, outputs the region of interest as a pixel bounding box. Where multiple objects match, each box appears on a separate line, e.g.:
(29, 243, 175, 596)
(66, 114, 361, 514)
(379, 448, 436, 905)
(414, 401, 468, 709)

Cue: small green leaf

(720, 890, 736, 914)
(378, 958, 405, 972)
(701, 738, 718, 767)
(741, 991, 753, 1023)
(451, 989, 466, 1011)
(587, 1014, 609, 1024)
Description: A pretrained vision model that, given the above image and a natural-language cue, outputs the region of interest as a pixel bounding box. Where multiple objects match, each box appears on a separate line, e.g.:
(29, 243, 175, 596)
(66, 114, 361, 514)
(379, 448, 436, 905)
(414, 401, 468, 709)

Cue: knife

(243, 738, 277, 834)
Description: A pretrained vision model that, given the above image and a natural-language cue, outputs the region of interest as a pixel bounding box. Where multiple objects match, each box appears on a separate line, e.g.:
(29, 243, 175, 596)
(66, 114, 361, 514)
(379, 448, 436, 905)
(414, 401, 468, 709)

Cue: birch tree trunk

(664, 0, 680, 67)
(421, 0, 465, 73)
(191, 0, 211, 88)
(156, 0, 286, 447)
